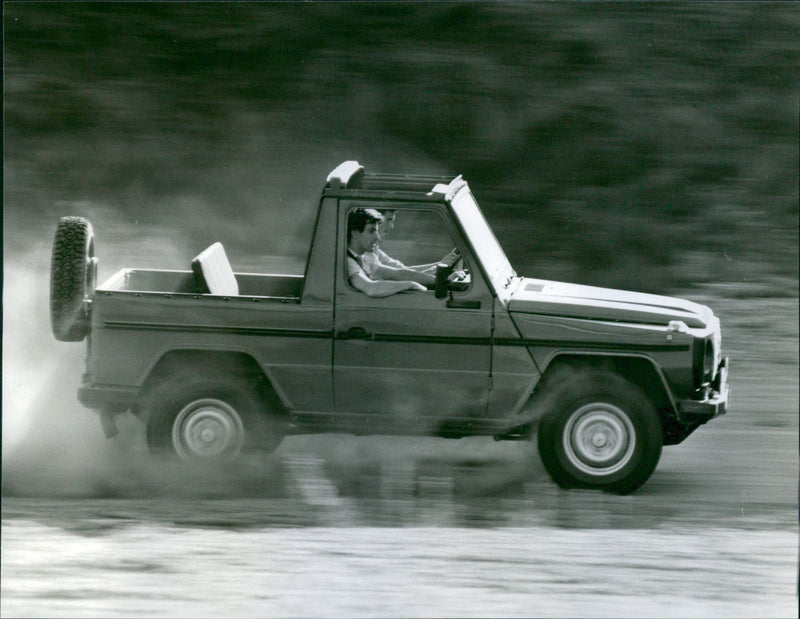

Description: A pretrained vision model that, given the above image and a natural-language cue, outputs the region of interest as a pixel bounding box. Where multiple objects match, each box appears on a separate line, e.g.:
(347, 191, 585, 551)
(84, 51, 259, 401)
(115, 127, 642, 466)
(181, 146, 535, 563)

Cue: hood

(507, 278, 712, 328)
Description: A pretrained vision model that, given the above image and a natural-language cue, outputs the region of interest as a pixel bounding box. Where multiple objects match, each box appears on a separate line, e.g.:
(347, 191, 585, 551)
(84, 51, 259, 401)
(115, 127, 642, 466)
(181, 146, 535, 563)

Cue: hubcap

(172, 398, 245, 460)
(562, 403, 636, 476)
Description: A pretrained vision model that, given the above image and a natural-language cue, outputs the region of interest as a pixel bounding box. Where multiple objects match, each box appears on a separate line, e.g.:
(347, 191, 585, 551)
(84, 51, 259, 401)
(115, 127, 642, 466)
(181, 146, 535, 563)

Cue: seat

(191, 242, 239, 296)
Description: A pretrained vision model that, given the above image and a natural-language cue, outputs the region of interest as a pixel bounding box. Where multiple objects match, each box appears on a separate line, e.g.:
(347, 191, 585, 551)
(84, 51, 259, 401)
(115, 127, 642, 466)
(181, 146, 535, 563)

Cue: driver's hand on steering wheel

(447, 270, 469, 291)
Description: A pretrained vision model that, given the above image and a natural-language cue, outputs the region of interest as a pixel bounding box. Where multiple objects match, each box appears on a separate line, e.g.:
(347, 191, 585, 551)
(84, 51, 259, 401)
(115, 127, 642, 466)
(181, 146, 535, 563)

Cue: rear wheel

(50, 216, 96, 341)
(144, 373, 284, 463)
(536, 370, 663, 494)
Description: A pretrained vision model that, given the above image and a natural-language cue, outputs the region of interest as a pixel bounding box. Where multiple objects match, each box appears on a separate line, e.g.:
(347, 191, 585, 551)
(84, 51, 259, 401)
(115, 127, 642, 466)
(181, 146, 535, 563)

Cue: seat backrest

(191, 242, 239, 296)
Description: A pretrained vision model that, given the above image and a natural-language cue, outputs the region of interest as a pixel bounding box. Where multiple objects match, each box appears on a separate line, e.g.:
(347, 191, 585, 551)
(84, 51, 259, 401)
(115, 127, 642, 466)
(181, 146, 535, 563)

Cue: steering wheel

(448, 269, 470, 291)
(435, 248, 470, 297)
(448, 248, 469, 279)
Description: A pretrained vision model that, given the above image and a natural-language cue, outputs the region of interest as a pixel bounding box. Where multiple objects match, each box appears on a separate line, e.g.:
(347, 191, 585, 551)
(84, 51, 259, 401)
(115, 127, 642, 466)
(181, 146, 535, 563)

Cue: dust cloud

(1, 213, 287, 499)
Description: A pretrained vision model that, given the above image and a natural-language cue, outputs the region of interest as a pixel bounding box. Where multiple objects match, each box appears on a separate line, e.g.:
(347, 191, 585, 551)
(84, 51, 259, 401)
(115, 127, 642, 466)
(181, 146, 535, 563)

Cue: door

(333, 204, 494, 431)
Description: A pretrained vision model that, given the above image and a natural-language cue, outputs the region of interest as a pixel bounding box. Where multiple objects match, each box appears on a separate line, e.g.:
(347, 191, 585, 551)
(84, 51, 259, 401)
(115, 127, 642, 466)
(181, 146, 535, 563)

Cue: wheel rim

(171, 398, 245, 460)
(562, 402, 636, 476)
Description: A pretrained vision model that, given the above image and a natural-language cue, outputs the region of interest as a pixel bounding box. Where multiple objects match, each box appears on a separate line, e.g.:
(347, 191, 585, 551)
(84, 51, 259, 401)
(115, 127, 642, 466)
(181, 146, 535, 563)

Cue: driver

(346, 209, 428, 297)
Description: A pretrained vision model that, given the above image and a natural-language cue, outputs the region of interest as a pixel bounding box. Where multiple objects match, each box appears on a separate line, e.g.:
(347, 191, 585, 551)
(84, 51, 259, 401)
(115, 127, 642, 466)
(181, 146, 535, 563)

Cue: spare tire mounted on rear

(50, 216, 96, 342)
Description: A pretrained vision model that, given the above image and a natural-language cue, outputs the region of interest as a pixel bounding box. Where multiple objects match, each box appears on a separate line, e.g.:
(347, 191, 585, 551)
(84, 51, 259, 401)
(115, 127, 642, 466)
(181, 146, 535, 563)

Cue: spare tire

(50, 216, 96, 342)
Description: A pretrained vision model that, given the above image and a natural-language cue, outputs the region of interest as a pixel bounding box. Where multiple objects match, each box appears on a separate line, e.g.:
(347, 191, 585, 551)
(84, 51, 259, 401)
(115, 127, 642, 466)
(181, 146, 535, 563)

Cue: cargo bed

(99, 268, 303, 300)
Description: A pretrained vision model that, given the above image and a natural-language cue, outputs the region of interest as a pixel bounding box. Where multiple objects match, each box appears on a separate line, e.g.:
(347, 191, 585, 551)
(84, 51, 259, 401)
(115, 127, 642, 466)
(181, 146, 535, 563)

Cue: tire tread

(50, 216, 94, 341)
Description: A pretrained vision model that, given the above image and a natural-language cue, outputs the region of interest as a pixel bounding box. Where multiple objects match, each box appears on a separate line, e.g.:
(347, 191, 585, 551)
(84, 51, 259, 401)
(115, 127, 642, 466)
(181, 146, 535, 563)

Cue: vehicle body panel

(507, 277, 713, 328)
(88, 288, 335, 413)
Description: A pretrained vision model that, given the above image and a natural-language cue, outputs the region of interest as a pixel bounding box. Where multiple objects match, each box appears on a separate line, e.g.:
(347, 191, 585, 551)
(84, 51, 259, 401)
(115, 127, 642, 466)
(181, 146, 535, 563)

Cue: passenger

(346, 208, 427, 297)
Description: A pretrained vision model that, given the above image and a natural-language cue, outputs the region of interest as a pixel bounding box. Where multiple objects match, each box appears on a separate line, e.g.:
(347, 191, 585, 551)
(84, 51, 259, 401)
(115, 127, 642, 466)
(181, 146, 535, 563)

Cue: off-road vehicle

(50, 161, 729, 493)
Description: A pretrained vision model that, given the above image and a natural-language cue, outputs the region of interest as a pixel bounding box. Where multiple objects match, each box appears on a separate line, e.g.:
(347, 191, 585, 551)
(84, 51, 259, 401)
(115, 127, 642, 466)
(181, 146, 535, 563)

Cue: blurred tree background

(4, 2, 798, 295)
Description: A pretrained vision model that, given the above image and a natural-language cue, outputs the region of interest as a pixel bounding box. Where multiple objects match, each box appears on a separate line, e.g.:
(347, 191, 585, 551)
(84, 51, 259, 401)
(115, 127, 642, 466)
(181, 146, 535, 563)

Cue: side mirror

(434, 262, 451, 299)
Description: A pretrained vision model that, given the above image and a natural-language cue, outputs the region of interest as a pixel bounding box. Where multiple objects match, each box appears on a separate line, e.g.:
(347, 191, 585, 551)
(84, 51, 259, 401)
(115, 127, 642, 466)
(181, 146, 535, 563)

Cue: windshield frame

(449, 185, 517, 296)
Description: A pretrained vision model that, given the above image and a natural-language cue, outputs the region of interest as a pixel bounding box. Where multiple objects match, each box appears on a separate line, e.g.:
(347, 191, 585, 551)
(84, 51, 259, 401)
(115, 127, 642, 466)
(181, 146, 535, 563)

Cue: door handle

(340, 327, 373, 340)
(447, 298, 481, 309)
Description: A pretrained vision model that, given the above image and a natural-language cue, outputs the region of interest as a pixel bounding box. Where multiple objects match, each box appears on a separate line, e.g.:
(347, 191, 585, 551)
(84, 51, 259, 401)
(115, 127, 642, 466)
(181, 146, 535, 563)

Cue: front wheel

(143, 374, 284, 463)
(536, 370, 663, 494)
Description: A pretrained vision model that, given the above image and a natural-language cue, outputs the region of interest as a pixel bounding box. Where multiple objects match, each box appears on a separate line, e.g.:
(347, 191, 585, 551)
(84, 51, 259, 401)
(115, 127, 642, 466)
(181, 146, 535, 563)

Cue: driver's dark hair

(347, 208, 383, 241)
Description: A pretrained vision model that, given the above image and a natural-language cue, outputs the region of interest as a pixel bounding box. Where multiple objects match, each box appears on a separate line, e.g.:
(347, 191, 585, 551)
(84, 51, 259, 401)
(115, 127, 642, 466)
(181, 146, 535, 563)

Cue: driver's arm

(370, 263, 435, 287)
(349, 271, 426, 298)
(409, 248, 461, 273)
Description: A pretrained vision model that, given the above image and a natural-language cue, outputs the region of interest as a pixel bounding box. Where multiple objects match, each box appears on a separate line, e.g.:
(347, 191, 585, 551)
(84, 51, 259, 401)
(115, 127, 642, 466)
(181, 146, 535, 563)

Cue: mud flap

(99, 409, 119, 438)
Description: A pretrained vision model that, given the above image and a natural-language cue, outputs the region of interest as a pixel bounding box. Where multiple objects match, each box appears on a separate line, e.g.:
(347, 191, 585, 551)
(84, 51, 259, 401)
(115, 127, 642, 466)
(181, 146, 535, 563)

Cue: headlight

(703, 338, 714, 380)
(691, 315, 721, 391)
(693, 334, 717, 388)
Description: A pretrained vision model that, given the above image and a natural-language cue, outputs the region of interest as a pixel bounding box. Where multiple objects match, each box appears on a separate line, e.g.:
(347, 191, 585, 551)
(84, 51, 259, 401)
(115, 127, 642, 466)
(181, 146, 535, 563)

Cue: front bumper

(677, 357, 730, 423)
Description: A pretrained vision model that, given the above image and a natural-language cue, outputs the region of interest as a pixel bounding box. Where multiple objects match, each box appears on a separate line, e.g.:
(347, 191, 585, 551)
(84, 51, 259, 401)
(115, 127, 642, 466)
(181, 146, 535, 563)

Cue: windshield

(450, 187, 516, 293)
